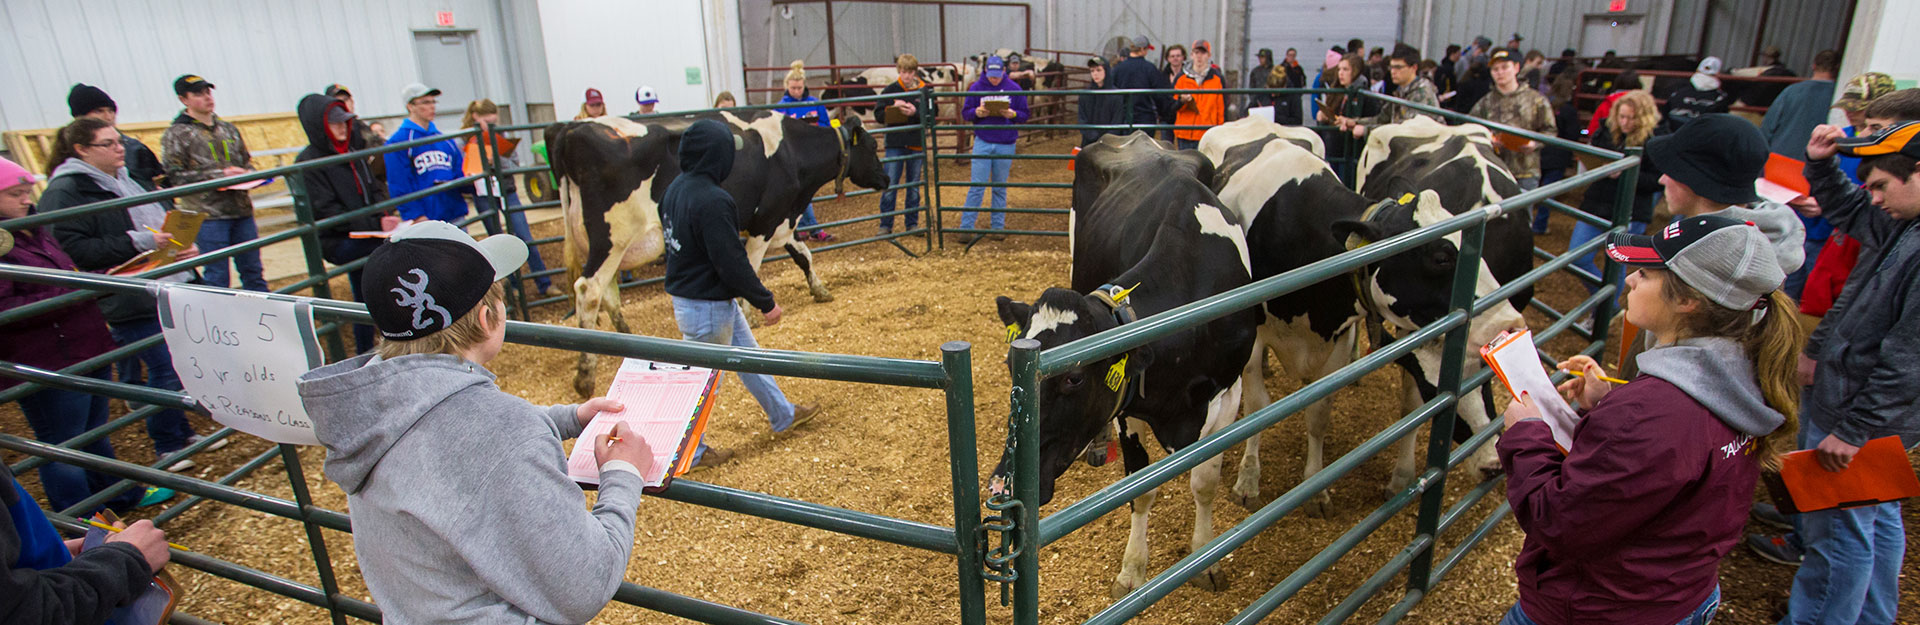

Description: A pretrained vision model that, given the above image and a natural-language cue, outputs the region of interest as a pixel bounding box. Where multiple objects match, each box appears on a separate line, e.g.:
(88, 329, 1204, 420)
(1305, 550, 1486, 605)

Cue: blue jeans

(16, 368, 141, 513)
(196, 217, 269, 292)
(1501, 586, 1720, 625)
(1569, 219, 1649, 295)
(879, 147, 923, 230)
(1783, 237, 1827, 301)
(500, 193, 553, 291)
(107, 319, 196, 455)
(798, 204, 819, 231)
(1176, 138, 1200, 150)
(1533, 168, 1568, 232)
(1783, 416, 1905, 625)
(670, 297, 795, 462)
(962, 140, 1015, 230)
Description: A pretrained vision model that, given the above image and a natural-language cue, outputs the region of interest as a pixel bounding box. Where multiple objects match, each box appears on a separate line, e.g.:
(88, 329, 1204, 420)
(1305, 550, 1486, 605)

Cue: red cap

(583, 88, 604, 105)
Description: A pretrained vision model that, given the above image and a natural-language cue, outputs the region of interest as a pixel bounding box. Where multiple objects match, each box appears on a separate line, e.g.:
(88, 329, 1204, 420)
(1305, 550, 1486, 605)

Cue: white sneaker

(165, 458, 197, 472)
(188, 434, 231, 452)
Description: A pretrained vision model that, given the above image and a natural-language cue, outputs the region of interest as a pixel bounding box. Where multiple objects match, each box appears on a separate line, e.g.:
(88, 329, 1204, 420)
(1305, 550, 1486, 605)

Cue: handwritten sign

(158, 285, 324, 446)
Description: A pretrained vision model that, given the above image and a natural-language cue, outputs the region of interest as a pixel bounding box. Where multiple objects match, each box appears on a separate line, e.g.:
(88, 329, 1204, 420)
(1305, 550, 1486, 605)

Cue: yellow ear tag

(1006, 323, 1020, 343)
(1105, 355, 1129, 391)
(1398, 192, 1416, 205)
(830, 118, 843, 128)
(1110, 282, 1140, 303)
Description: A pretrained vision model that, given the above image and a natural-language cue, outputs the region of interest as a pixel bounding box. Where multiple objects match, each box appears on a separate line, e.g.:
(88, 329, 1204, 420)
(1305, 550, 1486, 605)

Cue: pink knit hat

(0, 157, 39, 192)
(1324, 48, 1343, 70)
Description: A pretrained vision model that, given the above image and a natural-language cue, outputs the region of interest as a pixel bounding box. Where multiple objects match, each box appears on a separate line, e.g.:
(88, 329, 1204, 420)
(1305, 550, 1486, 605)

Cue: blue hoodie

(776, 90, 831, 127)
(960, 75, 1030, 145)
(383, 118, 467, 222)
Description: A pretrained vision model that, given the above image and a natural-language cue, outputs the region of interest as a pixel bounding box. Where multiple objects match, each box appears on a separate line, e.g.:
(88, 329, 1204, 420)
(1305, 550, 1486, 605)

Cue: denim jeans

(1533, 168, 1568, 232)
(1783, 415, 1905, 625)
(879, 147, 923, 230)
(107, 319, 196, 455)
(500, 192, 553, 291)
(1782, 237, 1827, 302)
(1175, 138, 1200, 150)
(961, 140, 1015, 230)
(1501, 586, 1720, 625)
(16, 368, 141, 513)
(328, 238, 384, 354)
(1569, 219, 1649, 295)
(197, 217, 269, 291)
(798, 204, 820, 230)
(670, 297, 795, 463)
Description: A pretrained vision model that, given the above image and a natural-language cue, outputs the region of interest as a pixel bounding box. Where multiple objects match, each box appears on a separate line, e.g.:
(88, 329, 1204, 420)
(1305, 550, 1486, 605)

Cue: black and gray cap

(363, 221, 527, 340)
(1605, 214, 1785, 310)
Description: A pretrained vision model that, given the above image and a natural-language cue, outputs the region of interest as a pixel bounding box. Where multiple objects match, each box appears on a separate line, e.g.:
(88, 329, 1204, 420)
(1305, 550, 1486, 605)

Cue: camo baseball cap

(363, 221, 526, 340)
(1833, 72, 1896, 112)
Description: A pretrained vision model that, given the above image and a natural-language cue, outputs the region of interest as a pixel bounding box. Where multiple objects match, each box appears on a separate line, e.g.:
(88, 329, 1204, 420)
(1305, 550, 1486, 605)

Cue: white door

(539, 0, 714, 117)
(1580, 15, 1646, 57)
(414, 31, 484, 131)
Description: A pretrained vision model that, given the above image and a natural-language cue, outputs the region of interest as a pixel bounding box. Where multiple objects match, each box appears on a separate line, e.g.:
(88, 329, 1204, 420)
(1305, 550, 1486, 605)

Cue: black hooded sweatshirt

(661, 120, 776, 312)
(294, 94, 388, 263)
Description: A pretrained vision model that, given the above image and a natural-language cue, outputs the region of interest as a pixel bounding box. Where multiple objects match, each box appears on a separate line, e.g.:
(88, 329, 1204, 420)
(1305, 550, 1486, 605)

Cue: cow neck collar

(1090, 283, 1144, 420)
(1346, 194, 1414, 322)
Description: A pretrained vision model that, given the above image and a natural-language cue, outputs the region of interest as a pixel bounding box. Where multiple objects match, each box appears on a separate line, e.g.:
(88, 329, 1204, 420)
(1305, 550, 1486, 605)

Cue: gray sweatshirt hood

(296, 353, 495, 494)
(1636, 336, 1784, 437)
(1710, 201, 1807, 275)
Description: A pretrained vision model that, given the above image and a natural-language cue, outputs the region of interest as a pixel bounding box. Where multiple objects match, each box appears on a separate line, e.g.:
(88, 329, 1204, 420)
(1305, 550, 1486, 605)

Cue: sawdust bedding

(3, 136, 1911, 624)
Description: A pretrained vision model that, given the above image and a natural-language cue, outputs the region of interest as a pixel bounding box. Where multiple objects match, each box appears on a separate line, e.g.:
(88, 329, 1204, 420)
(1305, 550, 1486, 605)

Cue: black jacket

(1539, 99, 1583, 171)
(295, 94, 389, 264)
(1577, 128, 1664, 224)
(872, 79, 925, 150)
(1660, 85, 1732, 133)
(661, 120, 776, 312)
(1077, 79, 1123, 145)
(1110, 56, 1175, 126)
(43, 170, 160, 324)
(2, 463, 153, 625)
(121, 134, 165, 193)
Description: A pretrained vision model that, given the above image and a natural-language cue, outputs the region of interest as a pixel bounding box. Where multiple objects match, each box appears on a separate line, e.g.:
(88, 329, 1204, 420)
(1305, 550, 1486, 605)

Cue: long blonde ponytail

(1663, 275, 1807, 471)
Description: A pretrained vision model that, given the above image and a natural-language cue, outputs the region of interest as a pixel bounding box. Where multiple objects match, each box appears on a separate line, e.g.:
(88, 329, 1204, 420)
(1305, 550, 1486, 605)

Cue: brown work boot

(781, 403, 821, 435)
(686, 446, 734, 474)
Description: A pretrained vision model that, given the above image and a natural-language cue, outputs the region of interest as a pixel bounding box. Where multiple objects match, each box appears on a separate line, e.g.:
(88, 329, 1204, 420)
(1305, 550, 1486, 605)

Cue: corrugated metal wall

(1246, 0, 1400, 74)
(1695, 0, 1849, 72)
(1402, 0, 1683, 61)
(0, 0, 550, 132)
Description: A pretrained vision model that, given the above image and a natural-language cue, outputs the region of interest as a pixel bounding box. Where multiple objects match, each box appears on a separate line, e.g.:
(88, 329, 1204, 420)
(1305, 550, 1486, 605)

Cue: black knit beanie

(68, 84, 116, 118)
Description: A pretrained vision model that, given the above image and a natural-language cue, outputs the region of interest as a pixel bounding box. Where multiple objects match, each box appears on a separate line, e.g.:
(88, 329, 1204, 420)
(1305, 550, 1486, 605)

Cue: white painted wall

(538, 0, 722, 117)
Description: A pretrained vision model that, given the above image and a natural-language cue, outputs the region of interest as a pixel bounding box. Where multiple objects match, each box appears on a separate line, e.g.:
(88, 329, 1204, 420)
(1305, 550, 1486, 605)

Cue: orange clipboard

(566, 358, 719, 494)
(1764, 436, 1920, 514)
(1480, 329, 1579, 454)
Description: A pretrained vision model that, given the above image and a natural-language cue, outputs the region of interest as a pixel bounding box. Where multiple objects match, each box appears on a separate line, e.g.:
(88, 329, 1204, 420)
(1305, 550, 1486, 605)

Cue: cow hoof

(1385, 475, 1413, 497)
(1109, 578, 1142, 600)
(574, 375, 595, 398)
(1302, 492, 1332, 518)
(1233, 492, 1265, 511)
(1187, 568, 1227, 592)
(810, 287, 835, 303)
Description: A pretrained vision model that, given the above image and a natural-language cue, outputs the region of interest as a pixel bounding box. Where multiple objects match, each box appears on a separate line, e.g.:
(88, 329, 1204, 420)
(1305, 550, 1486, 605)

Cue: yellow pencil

(1562, 369, 1630, 385)
(82, 518, 189, 552)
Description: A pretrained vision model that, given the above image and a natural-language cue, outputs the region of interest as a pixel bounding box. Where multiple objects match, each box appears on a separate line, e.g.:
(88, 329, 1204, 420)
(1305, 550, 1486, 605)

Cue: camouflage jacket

(161, 112, 254, 219)
(1355, 77, 1440, 127)
(1468, 86, 1557, 179)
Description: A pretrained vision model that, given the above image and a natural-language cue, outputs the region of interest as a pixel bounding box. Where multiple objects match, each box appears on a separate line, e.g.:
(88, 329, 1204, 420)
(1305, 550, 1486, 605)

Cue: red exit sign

(435, 11, 455, 27)
(1608, 0, 1628, 11)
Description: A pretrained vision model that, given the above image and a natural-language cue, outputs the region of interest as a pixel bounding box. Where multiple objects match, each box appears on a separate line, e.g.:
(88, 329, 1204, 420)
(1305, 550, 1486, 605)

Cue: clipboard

(1755, 153, 1811, 204)
(883, 104, 913, 125)
(1480, 329, 1580, 453)
(566, 358, 720, 494)
(108, 210, 205, 276)
(218, 177, 273, 192)
(82, 510, 179, 625)
(1763, 436, 1920, 514)
(1492, 131, 1533, 152)
(983, 97, 1012, 116)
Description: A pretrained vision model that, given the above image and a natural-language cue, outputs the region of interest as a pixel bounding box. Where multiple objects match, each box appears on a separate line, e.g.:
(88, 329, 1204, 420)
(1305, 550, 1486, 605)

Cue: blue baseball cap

(985, 56, 1006, 78)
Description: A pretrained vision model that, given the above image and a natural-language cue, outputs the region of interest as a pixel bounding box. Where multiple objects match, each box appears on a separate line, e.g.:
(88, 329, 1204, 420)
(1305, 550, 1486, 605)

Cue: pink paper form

(567, 358, 717, 487)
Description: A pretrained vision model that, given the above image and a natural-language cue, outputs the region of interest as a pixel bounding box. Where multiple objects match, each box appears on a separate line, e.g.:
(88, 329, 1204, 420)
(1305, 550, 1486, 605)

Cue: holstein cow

(990, 132, 1260, 597)
(1352, 116, 1536, 478)
(1199, 117, 1526, 517)
(545, 110, 889, 395)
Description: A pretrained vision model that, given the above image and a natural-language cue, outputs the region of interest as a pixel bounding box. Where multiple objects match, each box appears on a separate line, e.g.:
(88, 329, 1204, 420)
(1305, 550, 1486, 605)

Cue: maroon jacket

(1498, 376, 1762, 625)
(0, 225, 117, 391)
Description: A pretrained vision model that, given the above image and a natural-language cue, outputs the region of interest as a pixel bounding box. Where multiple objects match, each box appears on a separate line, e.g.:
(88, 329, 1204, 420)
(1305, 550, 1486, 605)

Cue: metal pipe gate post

(942, 341, 987, 625)
(279, 443, 349, 625)
(923, 87, 943, 251)
(1403, 218, 1487, 591)
(1008, 338, 1042, 625)
(284, 175, 347, 357)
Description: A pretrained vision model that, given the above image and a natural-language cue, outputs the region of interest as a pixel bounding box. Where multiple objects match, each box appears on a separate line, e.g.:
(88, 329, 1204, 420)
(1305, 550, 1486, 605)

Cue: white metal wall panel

(1405, 0, 1681, 62)
(1696, 0, 1848, 71)
(1251, 0, 1400, 74)
(0, 0, 541, 131)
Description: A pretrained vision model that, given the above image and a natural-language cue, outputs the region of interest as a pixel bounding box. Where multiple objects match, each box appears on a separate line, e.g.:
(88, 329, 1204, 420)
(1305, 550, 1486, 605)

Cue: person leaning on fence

(68, 84, 165, 194)
(1764, 118, 1920, 625)
(958, 56, 1029, 243)
(295, 94, 391, 355)
(1470, 48, 1557, 194)
(297, 220, 649, 625)
(1077, 56, 1123, 146)
(0, 156, 171, 514)
(661, 121, 821, 471)
(461, 99, 557, 298)
(385, 83, 468, 224)
(1341, 44, 1439, 138)
(1171, 39, 1225, 150)
(1109, 35, 1175, 131)
(2, 460, 173, 625)
(776, 61, 835, 243)
(873, 53, 927, 235)
(43, 117, 229, 474)
(1500, 213, 1804, 625)
(162, 74, 266, 292)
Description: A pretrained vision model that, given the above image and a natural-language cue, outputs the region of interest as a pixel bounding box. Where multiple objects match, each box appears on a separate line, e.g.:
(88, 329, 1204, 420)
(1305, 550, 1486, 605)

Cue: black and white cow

(1353, 116, 1536, 478)
(1200, 117, 1526, 514)
(545, 110, 889, 395)
(990, 132, 1260, 597)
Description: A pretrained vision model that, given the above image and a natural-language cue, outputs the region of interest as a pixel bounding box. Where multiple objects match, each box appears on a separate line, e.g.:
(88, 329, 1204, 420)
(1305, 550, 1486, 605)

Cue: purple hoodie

(961, 76, 1029, 145)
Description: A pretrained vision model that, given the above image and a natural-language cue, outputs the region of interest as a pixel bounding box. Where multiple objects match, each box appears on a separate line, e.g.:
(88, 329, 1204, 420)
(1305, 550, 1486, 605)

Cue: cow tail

(547, 123, 585, 293)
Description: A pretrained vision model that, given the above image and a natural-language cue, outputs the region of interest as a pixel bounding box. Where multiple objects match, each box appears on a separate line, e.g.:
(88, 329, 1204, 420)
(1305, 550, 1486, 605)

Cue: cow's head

(1333, 190, 1527, 341)
(1356, 117, 1522, 211)
(987, 287, 1151, 505)
(831, 114, 891, 191)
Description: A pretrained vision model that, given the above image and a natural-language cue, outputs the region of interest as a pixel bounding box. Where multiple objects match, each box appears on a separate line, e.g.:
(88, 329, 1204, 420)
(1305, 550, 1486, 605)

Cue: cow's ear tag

(830, 118, 843, 128)
(1105, 355, 1129, 391)
(1005, 323, 1020, 343)
(1110, 282, 1139, 303)
(733, 135, 745, 150)
(1398, 192, 1416, 205)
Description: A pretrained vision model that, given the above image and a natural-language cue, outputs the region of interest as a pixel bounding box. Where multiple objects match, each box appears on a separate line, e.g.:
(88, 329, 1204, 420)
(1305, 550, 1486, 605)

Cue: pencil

(1562, 369, 1630, 385)
(82, 518, 189, 551)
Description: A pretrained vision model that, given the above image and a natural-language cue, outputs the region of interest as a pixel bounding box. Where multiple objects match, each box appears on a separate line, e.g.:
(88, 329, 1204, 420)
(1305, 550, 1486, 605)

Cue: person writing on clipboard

(297, 221, 651, 625)
(1497, 214, 1804, 625)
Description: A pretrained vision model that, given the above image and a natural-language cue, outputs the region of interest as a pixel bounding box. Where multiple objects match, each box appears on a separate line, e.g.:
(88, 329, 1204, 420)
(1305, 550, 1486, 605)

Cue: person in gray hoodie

(297, 220, 654, 624)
